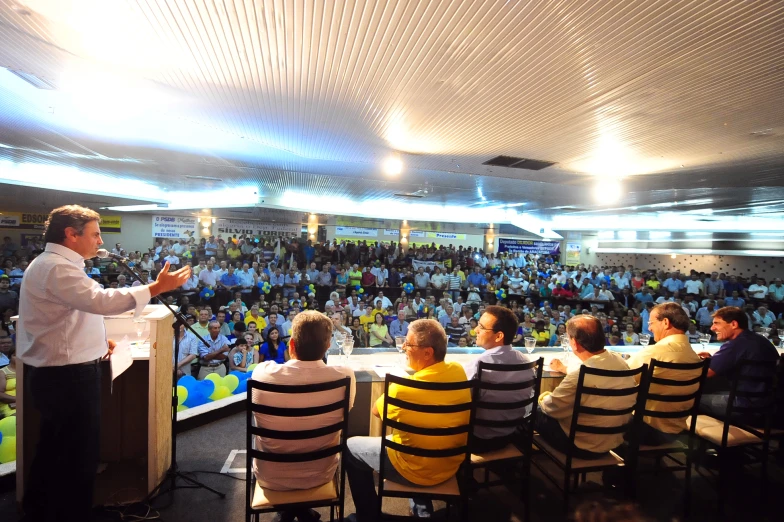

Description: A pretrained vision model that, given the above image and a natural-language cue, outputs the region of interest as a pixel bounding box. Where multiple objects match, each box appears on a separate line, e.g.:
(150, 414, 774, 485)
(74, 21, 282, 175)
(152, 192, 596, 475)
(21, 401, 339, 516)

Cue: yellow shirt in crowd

(375, 361, 470, 486)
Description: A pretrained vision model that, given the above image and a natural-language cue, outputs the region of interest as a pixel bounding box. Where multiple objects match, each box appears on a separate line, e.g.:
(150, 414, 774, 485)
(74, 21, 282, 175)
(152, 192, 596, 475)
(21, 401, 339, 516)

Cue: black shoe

(296, 509, 322, 522)
(272, 512, 296, 522)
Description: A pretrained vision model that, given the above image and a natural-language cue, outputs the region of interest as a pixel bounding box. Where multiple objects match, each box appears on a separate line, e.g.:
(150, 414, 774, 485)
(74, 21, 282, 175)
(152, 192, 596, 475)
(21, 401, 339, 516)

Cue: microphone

(96, 249, 126, 262)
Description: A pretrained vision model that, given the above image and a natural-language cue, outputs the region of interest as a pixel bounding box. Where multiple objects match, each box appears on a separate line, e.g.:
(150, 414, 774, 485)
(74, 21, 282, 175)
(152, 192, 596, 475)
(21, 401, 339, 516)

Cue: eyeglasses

(402, 341, 428, 350)
(475, 322, 500, 332)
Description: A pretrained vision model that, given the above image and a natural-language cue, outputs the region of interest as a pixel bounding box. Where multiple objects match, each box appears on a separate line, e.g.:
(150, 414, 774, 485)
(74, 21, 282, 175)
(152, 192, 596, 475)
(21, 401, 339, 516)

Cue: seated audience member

(752, 305, 776, 327)
(245, 303, 268, 330)
(349, 316, 367, 347)
(259, 327, 288, 364)
(215, 310, 232, 337)
(625, 303, 702, 444)
(229, 338, 257, 372)
(686, 323, 702, 343)
(0, 331, 16, 417)
(697, 306, 780, 425)
(537, 316, 636, 458)
(463, 305, 535, 452)
(368, 312, 393, 347)
(262, 312, 285, 341)
(345, 319, 470, 521)
(622, 324, 639, 346)
(251, 311, 355, 522)
(174, 323, 200, 379)
(198, 321, 231, 379)
(531, 320, 550, 346)
(0, 275, 18, 311)
(246, 321, 264, 346)
(444, 315, 467, 347)
(389, 312, 409, 340)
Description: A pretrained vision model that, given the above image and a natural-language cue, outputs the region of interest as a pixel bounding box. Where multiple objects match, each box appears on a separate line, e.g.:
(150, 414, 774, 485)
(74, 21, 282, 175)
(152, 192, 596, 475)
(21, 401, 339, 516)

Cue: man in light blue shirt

(695, 301, 716, 331)
(463, 305, 534, 453)
(724, 291, 745, 308)
(752, 306, 776, 327)
(283, 268, 300, 299)
(662, 274, 684, 294)
(768, 278, 784, 302)
(640, 302, 654, 337)
(579, 281, 594, 299)
(466, 267, 487, 290)
(236, 263, 256, 294)
(635, 287, 654, 304)
(389, 312, 409, 339)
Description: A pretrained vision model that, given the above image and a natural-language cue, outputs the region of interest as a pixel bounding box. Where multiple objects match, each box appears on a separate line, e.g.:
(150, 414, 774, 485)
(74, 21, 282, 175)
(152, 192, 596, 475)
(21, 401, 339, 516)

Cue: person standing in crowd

(17, 205, 190, 522)
(251, 311, 355, 522)
(463, 305, 535, 452)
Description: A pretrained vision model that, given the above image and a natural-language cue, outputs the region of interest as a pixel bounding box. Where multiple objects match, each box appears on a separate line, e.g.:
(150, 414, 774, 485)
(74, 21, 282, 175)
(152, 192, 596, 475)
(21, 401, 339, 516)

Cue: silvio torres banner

(497, 238, 561, 255)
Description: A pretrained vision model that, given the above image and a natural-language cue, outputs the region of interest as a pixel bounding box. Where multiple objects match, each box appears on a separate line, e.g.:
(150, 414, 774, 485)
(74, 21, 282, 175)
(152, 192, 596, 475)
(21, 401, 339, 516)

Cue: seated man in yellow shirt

(345, 319, 470, 521)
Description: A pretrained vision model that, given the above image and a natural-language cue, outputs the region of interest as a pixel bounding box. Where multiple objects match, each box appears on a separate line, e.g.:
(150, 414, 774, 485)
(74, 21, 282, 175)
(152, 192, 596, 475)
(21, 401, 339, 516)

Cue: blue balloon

(178, 375, 197, 390)
(234, 380, 248, 394)
(198, 379, 216, 397)
(0, 431, 3, 446)
(183, 389, 207, 408)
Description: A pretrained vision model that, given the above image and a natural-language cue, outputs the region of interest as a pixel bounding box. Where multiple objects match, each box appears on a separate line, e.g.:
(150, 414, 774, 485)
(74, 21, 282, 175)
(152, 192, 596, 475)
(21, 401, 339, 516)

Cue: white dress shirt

(18, 243, 150, 367)
(251, 359, 355, 491)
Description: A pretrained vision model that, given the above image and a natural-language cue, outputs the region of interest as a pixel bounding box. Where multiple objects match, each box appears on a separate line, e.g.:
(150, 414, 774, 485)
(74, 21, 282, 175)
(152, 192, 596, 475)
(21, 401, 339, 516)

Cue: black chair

(468, 358, 544, 522)
(631, 358, 711, 516)
(378, 374, 474, 521)
(531, 364, 648, 512)
(689, 358, 778, 516)
(245, 377, 352, 522)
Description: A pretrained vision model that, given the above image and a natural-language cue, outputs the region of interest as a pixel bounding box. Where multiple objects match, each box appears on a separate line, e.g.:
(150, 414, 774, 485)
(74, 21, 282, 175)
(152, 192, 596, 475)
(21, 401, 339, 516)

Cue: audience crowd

(1, 233, 782, 521)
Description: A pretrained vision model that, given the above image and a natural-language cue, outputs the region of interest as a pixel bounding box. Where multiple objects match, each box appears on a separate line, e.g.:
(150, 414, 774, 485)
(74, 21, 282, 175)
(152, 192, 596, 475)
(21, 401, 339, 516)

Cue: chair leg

(684, 450, 693, 517)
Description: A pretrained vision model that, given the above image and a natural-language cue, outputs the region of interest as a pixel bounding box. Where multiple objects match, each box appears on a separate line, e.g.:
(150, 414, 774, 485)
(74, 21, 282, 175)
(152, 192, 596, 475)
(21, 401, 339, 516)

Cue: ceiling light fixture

(593, 179, 622, 204)
(383, 155, 403, 176)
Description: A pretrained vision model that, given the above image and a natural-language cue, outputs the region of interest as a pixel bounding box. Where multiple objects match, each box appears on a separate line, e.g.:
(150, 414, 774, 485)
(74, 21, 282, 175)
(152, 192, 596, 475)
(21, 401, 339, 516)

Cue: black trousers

(24, 361, 102, 522)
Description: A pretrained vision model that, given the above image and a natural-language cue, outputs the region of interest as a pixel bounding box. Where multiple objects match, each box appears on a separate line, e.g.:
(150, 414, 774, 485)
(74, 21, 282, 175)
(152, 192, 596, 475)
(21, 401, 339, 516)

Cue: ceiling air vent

(483, 155, 556, 171)
(393, 192, 426, 199)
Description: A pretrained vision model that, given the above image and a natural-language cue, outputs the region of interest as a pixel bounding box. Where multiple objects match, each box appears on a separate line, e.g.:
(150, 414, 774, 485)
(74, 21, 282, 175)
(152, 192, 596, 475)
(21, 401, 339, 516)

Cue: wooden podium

(16, 305, 174, 506)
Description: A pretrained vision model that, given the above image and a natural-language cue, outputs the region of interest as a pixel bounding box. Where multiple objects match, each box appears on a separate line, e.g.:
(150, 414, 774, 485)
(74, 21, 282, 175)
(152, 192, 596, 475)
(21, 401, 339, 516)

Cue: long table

(326, 344, 759, 437)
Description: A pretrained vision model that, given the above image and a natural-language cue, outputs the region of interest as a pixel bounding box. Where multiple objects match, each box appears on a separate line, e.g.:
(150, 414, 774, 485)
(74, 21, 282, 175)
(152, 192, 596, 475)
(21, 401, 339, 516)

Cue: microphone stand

(113, 257, 226, 503)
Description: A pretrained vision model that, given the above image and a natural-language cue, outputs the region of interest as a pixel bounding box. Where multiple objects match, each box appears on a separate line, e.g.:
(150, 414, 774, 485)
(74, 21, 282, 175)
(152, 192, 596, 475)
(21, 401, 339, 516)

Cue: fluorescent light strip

(595, 247, 784, 257)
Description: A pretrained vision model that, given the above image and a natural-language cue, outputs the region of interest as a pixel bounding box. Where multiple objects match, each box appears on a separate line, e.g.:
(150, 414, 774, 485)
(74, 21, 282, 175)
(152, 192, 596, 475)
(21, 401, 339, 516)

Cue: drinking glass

(760, 327, 771, 339)
(342, 339, 354, 363)
(133, 319, 147, 345)
(524, 336, 536, 354)
(335, 332, 345, 363)
(639, 334, 651, 347)
(699, 334, 711, 350)
(560, 335, 570, 361)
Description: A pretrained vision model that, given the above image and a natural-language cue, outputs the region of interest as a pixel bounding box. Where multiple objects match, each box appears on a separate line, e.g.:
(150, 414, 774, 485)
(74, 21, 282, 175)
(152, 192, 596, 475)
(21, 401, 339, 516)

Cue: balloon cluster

(354, 285, 365, 294)
(0, 416, 15, 464)
(183, 250, 193, 258)
(403, 282, 414, 294)
(306, 283, 315, 296)
(199, 287, 215, 300)
(176, 371, 252, 411)
(258, 281, 271, 294)
(495, 289, 507, 300)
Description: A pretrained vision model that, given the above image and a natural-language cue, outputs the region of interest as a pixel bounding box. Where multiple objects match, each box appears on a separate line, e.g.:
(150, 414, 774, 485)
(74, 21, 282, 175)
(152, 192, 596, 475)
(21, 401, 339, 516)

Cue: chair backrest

(567, 364, 648, 458)
(379, 374, 474, 484)
(245, 377, 351, 481)
(472, 357, 544, 444)
(723, 358, 778, 444)
(644, 358, 711, 435)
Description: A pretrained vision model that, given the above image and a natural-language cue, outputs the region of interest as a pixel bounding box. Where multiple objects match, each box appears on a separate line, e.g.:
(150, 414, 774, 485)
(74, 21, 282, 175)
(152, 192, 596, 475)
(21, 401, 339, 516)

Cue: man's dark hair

(712, 306, 749, 330)
(566, 315, 606, 353)
(652, 302, 691, 332)
(482, 305, 518, 345)
(235, 338, 248, 348)
(233, 322, 246, 333)
(291, 310, 333, 361)
(43, 205, 101, 244)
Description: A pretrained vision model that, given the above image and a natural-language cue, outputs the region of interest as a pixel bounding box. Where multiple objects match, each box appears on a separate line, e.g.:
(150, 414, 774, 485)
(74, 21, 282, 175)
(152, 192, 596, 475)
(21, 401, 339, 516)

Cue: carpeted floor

(1, 411, 781, 521)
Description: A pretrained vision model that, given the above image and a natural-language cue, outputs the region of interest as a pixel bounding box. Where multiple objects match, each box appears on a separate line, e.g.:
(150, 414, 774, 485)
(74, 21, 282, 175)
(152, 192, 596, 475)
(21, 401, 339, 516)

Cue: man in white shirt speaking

(18, 205, 191, 522)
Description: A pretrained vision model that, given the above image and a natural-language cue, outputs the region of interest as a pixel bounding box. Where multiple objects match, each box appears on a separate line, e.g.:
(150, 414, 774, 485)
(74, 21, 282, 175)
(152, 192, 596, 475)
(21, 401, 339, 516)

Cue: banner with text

(0, 212, 121, 233)
(215, 219, 300, 237)
(497, 238, 561, 255)
(565, 242, 582, 265)
(426, 232, 466, 240)
(98, 215, 122, 234)
(383, 229, 400, 236)
(152, 216, 198, 238)
(411, 259, 446, 271)
(335, 226, 378, 238)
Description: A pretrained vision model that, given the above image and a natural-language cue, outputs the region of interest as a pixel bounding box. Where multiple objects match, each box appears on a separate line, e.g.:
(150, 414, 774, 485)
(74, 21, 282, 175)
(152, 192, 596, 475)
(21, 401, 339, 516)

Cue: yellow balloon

(205, 373, 222, 384)
(177, 405, 189, 412)
(0, 436, 15, 463)
(247, 363, 258, 371)
(176, 385, 188, 406)
(222, 374, 239, 393)
(0, 416, 15, 437)
(209, 385, 231, 401)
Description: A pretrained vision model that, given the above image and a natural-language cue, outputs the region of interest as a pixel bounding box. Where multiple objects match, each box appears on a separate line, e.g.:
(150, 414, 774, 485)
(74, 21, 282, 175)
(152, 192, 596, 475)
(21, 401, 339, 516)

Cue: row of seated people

(245, 303, 781, 521)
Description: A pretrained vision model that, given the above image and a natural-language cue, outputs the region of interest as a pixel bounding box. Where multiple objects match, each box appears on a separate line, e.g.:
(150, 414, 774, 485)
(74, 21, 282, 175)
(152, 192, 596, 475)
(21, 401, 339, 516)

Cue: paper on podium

(374, 365, 409, 379)
(111, 336, 133, 381)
